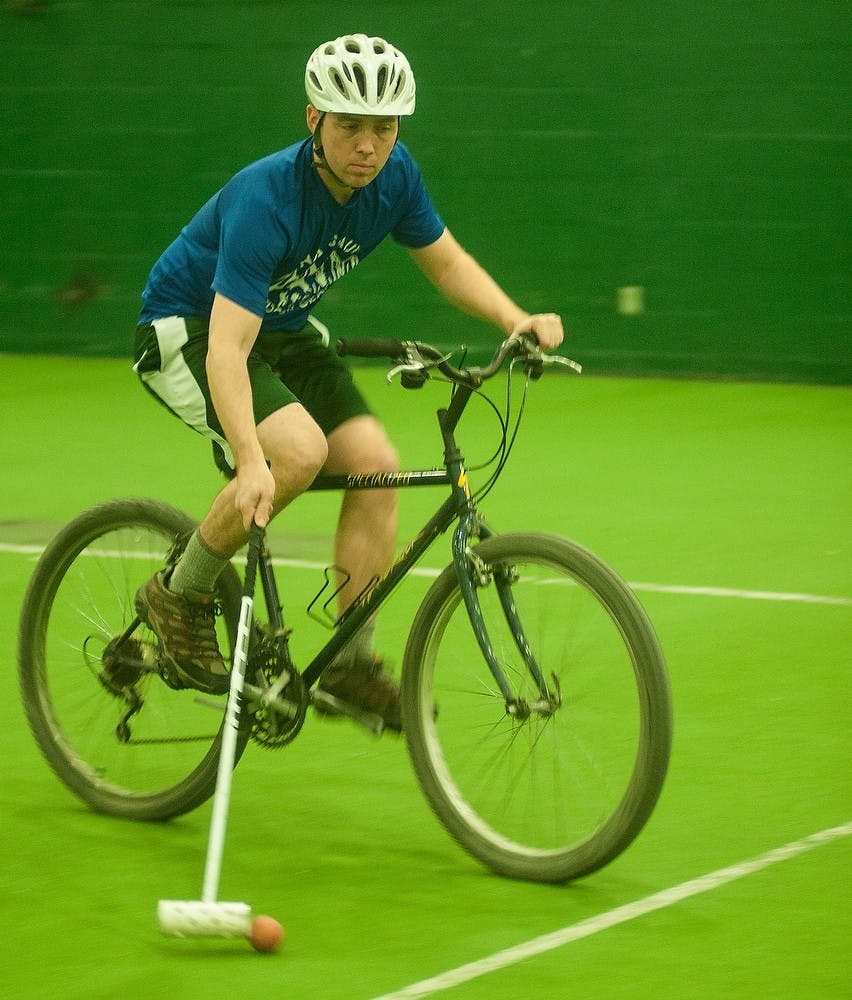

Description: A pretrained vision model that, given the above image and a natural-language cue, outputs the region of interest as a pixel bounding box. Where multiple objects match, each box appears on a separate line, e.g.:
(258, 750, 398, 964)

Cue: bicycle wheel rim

(18, 499, 244, 820)
(403, 533, 672, 882)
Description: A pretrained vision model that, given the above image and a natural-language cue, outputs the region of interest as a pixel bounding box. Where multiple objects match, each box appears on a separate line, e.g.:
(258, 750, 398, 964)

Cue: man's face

(307, 106, 399, 195)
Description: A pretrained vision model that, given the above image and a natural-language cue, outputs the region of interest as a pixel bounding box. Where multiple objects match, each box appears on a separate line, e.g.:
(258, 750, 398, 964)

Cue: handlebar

(336, 336, 581, 388)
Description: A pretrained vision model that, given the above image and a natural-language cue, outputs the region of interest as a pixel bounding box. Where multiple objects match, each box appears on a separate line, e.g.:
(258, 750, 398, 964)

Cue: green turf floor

(1, 355, 849, 998)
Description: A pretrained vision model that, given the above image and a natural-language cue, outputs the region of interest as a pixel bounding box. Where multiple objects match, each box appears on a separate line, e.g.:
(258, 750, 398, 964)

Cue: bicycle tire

(401, 532, 672, 883)
(18, 498, 247, 821)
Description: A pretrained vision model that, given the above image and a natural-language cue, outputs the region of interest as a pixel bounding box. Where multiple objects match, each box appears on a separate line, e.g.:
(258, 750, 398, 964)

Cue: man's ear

(306, 104, 321, 133)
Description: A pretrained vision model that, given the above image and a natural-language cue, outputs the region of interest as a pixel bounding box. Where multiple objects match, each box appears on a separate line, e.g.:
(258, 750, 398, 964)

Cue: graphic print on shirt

(266, 234, 361, 315)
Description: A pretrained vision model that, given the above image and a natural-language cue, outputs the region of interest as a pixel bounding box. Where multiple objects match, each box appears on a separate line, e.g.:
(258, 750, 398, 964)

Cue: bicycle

(18, 334, 672, 884)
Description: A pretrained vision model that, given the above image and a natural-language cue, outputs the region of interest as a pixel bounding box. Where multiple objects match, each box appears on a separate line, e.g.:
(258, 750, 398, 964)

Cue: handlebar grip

(336, 338, 405, 359)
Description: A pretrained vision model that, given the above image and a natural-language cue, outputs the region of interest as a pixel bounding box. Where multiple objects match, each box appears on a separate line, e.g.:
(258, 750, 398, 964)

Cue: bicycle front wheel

(402, 532, 672, 883)
(18, 498, 246, 820)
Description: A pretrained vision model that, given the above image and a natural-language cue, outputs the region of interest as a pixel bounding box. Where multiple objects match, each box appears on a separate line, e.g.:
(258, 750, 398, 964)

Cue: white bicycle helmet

(305, 34, 416, 116)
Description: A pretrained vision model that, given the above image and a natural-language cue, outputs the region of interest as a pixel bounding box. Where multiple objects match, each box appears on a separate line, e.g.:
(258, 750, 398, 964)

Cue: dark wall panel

(0, 1, 848, 382)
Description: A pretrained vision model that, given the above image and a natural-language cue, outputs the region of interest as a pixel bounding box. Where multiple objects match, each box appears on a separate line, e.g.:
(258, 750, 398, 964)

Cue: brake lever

(386, 360, 426, 383)
(386, 346, 455, 385)
(386, 343, 427, 383)
(542, 354, 582, 374)
(516, 335, 583, 376)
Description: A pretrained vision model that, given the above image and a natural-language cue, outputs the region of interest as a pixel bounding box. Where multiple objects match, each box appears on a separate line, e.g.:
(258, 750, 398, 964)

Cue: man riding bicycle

(133, 33, 563, 732)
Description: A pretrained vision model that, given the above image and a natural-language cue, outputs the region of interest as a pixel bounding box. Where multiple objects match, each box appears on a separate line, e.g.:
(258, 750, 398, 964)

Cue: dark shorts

(133, 316, 371, 474)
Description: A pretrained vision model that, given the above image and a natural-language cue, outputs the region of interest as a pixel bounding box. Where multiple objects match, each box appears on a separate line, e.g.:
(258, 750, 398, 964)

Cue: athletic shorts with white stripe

(133, 315, 371, 476)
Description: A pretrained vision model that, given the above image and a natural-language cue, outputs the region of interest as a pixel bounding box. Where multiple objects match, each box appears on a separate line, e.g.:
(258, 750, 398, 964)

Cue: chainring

(246, 627, 308, 749)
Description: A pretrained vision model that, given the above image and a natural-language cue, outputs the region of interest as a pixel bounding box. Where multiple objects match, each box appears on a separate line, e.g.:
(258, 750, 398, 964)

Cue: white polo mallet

(158, 523, 264, 939)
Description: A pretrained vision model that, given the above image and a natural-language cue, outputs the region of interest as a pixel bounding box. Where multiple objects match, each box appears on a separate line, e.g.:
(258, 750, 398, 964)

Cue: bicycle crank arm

(310, 690, 384, 736)
(241, 682, 301, 721)
(191, 687, 300, 722)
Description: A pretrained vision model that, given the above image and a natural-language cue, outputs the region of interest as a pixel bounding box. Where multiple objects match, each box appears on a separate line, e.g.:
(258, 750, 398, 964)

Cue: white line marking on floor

(1, 542, 849, 606)
(0, 543, 44, 556)
(627, 580, 852, 607)
(369, 822, 852, 1000)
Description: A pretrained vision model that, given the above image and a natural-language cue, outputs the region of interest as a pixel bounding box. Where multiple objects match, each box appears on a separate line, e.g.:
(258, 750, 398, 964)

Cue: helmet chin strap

(311, 113, 352, 190)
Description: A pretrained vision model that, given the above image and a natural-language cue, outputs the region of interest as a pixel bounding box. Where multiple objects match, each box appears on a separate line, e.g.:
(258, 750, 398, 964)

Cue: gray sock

(169, 529, 230, 595)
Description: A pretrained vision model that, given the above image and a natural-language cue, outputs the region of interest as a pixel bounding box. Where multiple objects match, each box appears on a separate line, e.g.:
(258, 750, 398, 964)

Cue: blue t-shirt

(139, 138, 445, 333)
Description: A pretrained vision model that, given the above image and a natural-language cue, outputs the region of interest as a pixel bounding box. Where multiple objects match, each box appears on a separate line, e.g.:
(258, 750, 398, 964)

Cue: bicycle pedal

(310, 690, 384, 736)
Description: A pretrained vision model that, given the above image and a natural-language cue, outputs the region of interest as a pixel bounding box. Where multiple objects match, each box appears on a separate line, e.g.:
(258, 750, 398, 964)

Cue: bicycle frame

(252, 379, 550, 710)
(19, 333, 673, 880)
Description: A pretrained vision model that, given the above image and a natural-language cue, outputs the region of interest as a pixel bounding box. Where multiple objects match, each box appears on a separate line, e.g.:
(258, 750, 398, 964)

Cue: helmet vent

(329, 68, 348, 98)
(390, 71, 406, 99)
(352, 64, 367, 98)
(376, 66, 388, 99)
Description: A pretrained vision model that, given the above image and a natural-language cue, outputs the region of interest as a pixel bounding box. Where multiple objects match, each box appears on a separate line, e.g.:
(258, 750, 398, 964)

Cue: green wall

(0, 1, 848, 382)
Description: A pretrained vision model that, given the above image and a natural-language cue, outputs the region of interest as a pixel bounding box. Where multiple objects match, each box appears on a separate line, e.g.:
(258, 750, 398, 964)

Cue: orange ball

(248, 914, 284, 953)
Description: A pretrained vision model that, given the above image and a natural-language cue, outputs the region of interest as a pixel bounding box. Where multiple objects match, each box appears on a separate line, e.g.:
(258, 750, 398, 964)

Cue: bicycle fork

(437, 386, 559, 720)
(451, 517, 560, 719)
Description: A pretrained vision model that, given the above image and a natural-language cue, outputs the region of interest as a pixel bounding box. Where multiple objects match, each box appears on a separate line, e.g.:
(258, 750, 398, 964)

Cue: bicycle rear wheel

(18, 498, 246, 820)
(402, 532, 672, 883)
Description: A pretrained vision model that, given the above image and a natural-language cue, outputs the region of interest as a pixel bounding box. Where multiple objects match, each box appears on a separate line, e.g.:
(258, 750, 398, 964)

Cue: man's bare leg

(169, 404, 327, 594)
(323, 415, 399, 613)
(197, 402, 330, 558)
(312, 414, 403, 730)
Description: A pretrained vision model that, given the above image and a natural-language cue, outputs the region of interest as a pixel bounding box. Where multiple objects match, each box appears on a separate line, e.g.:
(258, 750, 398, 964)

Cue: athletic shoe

(134, 572, 229, 695)
(315, 654, 402, 733)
